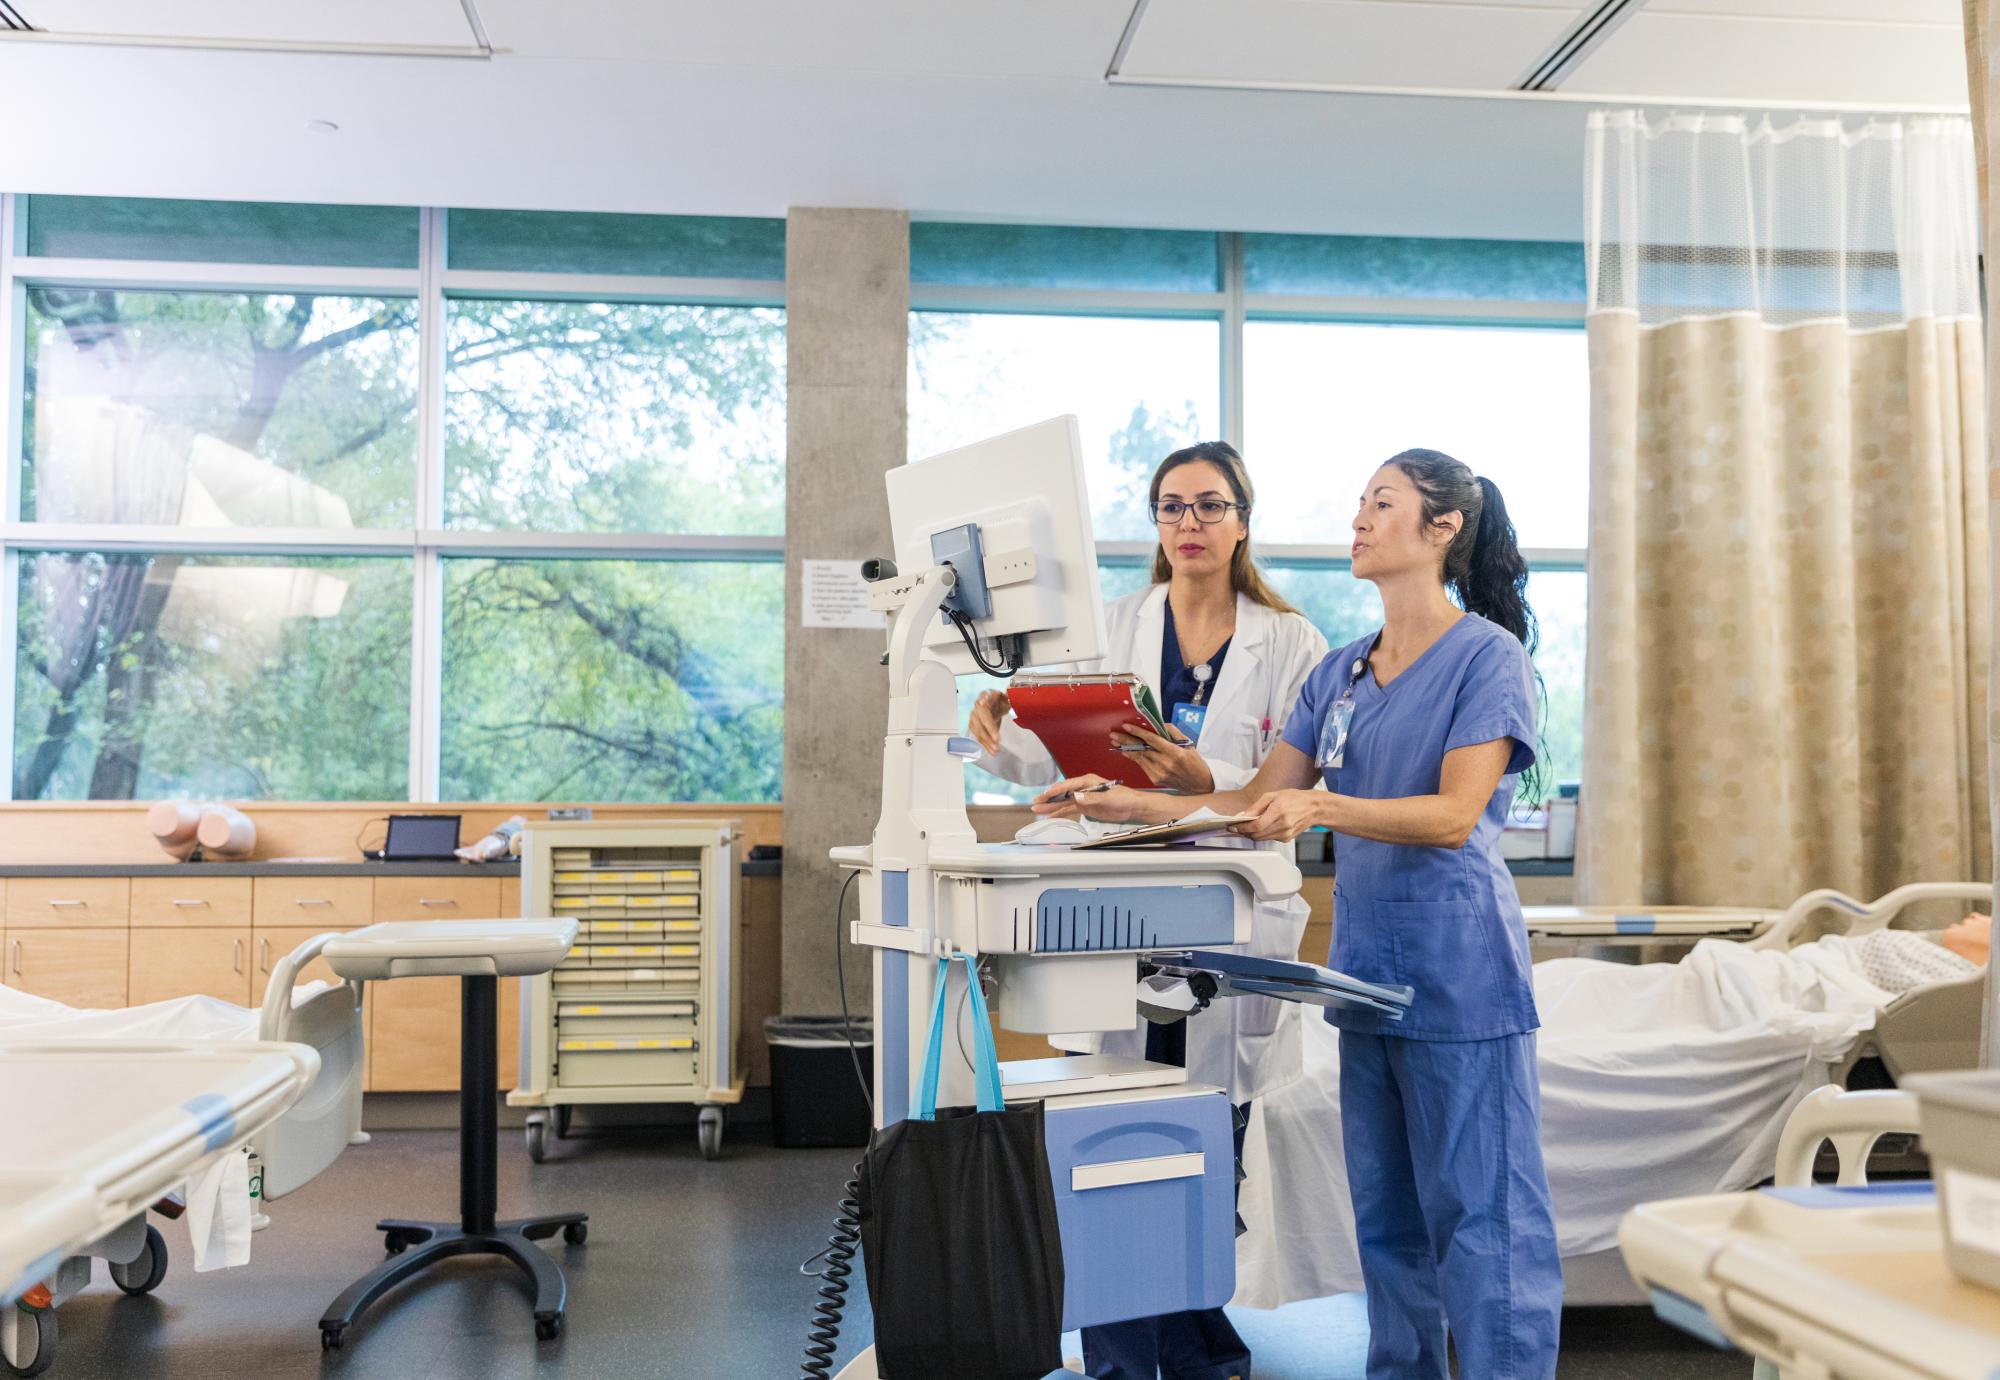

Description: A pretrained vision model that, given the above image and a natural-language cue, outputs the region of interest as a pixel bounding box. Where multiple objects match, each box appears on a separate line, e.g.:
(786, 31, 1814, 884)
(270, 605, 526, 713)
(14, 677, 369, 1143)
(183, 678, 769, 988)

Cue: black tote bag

(858, 953, 1065, 1380)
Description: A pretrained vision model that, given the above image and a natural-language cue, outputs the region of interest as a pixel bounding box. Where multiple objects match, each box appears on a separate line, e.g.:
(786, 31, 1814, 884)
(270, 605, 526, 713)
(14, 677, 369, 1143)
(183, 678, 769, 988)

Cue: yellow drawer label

(559, 1038, 696, 1052)
(665, 944, 699, 957)
(553, 896, 590, 909)
(665, 869, 699, 882)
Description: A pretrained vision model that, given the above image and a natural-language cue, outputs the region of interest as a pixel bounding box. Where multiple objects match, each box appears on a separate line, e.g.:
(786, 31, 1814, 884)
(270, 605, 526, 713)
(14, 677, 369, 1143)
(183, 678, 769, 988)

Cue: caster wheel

(697, 1106, 724, 1161)
(534, 1314, 563, 1342)
(8, 1306, 57, 1376)
(109, 1225, 169, 1296)
(383, 1231, 408, 1256)
(319, 1325, 345, 1353)
(525, 1118, 547, 1164)
(553, 1104, 573, 1139)
(562, 1222, 587, 1246)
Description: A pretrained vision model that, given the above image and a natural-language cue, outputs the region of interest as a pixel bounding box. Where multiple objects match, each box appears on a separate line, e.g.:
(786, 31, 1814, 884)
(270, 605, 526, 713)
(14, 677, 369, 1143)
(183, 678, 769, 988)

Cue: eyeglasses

(1151, 499, 1244, 526)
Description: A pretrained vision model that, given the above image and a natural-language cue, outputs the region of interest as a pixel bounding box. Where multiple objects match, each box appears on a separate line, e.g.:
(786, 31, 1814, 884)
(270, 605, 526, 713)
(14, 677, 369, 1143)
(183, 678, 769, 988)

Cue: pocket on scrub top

(1377, 897, 1495, 989)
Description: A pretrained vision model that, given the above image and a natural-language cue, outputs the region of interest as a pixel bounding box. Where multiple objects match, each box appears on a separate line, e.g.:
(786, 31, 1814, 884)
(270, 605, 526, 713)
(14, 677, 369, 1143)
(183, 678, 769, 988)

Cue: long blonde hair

(1147, 441, 1299, 614)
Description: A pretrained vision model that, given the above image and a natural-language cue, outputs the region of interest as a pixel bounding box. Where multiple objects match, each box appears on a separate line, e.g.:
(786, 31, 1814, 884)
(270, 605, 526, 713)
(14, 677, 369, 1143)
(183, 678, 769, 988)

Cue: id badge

(1170, 701, 1208, 742)
(1316, 695, 1356, 770)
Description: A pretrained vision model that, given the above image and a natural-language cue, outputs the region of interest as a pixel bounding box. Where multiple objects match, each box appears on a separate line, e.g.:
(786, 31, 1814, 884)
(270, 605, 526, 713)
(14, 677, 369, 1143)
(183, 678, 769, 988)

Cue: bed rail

(1771, 1085, 1921, 1188)
(1748, 882, 1990, 952)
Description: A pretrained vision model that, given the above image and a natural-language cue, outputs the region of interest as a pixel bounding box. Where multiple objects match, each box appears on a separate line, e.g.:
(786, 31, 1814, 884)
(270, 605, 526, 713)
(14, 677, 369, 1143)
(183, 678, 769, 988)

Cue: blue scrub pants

(1339, 1029, 1562, 1380)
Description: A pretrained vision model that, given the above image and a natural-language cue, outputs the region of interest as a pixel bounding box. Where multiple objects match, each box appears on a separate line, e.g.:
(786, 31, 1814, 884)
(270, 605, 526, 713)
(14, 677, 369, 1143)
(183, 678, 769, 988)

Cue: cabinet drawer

(5, 878, 129, 929)
(373, 876, 501, 923)
(254, 877, 373, 928)
(4, 929, 129, 1007)
(132, 877, 253, 928)
(252, 925, 359, 1002)
(129, 927, 252, 1005)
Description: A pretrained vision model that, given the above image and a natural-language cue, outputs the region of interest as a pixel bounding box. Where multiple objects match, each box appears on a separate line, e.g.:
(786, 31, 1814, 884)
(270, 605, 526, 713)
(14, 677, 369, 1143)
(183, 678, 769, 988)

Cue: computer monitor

(884, 415, 1107, 676)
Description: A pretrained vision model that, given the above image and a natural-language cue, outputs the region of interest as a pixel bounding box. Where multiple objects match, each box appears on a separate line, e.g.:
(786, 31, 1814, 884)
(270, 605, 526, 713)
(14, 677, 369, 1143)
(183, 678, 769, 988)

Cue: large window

(1242, 321, 1588, 550)
(439, 558, 782, 801)
(911, 225, 1591, 805)
(14, 553, 411, 800)
(23, 289, 419, 527)
(908, 313, 1221, 541)
(3, 197, 787, 802)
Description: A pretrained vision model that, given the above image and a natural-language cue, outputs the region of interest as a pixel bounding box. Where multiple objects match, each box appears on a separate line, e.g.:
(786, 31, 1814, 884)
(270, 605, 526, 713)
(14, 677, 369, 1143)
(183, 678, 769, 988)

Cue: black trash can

(766, 1015, 874, 1148)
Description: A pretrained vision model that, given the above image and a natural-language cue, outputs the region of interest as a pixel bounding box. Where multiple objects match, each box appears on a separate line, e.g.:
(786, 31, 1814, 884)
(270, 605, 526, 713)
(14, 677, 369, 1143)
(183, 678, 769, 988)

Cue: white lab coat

(978, 582, 1329, 1102)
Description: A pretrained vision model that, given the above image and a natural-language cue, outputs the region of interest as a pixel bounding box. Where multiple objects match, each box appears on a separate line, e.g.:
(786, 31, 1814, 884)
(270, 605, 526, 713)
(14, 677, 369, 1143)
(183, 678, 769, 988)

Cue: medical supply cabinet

(509, 820, 742, 1160)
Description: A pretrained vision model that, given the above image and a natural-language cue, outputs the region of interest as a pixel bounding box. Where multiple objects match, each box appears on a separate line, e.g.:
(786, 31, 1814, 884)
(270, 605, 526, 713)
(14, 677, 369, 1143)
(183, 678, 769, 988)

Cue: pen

(1260, 716, 1272, 749)
(1048, 781, 1117, 803)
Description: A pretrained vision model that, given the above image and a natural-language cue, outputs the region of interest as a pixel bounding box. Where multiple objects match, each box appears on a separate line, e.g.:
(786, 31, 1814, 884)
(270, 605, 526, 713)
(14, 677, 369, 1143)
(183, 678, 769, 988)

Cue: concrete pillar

(781, 208, 908, 1015)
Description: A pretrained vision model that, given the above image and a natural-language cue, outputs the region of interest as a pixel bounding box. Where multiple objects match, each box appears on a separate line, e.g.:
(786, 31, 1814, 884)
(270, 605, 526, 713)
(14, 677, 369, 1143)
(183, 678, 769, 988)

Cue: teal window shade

(446, 210, 785, 280)
(1244, 234, 1586, 303)
(912, 223, 1220, 293)
(23, 197, 420, 268)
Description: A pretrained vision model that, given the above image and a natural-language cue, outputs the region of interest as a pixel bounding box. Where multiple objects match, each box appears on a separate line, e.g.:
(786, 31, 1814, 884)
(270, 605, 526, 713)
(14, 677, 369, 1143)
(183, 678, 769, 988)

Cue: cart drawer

(557, 1039, 698, 1088)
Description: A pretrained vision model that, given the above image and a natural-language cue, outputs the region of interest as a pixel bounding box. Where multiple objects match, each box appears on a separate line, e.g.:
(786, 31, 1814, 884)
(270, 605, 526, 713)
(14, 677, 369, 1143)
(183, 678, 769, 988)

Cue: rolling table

(316, 919, 583, 1350)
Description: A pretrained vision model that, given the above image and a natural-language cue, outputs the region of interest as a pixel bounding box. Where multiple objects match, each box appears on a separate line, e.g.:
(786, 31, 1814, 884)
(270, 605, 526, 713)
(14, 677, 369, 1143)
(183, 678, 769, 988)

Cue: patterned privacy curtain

(1580, 111, 1990, 909)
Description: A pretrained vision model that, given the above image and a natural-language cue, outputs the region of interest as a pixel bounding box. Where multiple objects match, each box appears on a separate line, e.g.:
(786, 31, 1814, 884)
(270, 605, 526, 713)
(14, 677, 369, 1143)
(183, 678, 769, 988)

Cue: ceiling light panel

(1121, 0, 1590, 89)
(6, 0, 480, 49)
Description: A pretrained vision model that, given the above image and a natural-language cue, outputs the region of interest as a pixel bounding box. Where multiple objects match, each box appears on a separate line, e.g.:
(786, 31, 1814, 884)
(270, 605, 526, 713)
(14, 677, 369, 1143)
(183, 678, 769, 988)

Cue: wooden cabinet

(5, 929, 128, 1007)
(129, 927, 251, 1005)
(2, 868, 532, 1093)
(132, 877, 253, 928)
(253, 877, 373, 929)
(367, 877, 504, 1092)
(5, 878, 129, 929)
(251, 925, 357, 1003)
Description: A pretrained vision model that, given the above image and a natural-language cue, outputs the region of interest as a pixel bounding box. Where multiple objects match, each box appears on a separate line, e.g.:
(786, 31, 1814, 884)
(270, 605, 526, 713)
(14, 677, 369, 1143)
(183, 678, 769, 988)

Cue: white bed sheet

(0, 982, 329, 1043)
(1236, 935, 1897, 1309)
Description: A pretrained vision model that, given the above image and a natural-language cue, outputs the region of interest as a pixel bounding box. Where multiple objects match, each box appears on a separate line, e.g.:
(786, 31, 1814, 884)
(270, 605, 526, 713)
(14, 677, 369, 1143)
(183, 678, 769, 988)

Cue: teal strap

(958, 953, 1005, 1114)
(908, 953, 1007, 1120)
(909, 955, 952, 1122)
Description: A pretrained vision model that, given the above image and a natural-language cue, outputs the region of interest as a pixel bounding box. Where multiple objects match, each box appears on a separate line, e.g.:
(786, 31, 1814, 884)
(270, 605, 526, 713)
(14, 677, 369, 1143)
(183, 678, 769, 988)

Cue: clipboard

(1070, 813, 1254, 850)
(1006, 673, 1170, 789)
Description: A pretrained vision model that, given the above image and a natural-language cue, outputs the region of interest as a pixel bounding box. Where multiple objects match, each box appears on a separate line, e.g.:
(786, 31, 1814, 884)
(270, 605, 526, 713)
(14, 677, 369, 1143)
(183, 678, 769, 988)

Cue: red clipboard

(1005, 674, 1167, 789)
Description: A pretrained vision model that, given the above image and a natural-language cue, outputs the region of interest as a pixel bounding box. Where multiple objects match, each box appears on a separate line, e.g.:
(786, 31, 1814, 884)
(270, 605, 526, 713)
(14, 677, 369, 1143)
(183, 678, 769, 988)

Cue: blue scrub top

(1281, 614, 1540, 1041)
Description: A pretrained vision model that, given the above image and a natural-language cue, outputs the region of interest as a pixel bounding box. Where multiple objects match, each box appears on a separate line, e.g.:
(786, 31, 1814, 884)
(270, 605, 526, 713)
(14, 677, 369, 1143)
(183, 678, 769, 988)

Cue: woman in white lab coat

(968, 440, 1327, 1380)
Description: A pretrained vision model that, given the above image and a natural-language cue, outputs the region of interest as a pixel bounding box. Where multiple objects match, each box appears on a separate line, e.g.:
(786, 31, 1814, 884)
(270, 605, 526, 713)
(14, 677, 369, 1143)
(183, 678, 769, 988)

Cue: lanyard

(1314, 638, 1377, 770)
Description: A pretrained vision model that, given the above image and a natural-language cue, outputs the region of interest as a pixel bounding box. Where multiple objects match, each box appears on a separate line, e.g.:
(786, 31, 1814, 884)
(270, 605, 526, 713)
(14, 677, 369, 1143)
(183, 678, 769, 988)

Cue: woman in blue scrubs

(1034, 449, 1563, 1379)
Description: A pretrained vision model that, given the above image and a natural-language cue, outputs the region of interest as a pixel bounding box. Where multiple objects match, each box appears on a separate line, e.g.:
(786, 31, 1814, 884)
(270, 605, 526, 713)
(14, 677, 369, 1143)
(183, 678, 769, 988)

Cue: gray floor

(43, 1125, 1743, 1379)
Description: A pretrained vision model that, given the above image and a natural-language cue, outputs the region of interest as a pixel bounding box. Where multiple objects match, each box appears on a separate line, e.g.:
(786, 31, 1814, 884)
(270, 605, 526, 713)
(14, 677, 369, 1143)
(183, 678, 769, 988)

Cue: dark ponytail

(1386, 450, 1546, 799)
(1386, 450, 1538, 655)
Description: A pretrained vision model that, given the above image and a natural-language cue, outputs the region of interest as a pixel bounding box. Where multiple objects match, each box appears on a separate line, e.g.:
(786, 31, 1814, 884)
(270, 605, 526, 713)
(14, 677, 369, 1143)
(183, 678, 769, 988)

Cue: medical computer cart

(509, 819, 743, 1161)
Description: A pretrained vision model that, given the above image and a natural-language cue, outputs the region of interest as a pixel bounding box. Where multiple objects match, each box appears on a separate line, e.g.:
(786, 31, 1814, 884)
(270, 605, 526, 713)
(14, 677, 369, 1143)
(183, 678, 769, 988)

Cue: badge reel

(1171, 663, 1213, 742)
(1316, 656, 1370, 770)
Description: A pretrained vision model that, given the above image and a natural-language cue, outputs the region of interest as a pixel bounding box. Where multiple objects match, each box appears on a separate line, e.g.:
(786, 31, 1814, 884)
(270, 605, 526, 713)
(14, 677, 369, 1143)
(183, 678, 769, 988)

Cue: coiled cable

(801, 1162, 864, 1378)
(802, 869, 870, 1377)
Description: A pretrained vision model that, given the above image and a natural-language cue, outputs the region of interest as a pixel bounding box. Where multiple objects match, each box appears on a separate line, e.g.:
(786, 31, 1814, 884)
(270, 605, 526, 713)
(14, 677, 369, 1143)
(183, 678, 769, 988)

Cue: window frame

(0, 195, 787, 801)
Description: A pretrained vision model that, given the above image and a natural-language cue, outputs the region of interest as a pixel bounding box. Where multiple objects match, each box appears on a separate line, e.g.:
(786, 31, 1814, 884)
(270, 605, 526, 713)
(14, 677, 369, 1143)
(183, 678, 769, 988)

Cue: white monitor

(884, 415, 1107, 675)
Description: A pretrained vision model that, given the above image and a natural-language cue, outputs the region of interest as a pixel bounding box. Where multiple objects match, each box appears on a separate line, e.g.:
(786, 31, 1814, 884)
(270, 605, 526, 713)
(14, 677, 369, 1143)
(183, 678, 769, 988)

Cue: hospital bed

(1530, 882, 1988, 1069)
(1241, 882, 1992, 1312)
(1562, 881, 1987, 1306)
(0, 935, 365, 1377)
